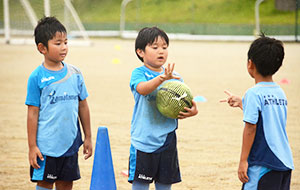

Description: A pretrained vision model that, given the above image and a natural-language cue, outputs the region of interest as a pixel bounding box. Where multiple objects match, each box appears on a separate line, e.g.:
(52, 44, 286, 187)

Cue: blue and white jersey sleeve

(130, 68, 147, 91)
(70, 65, 88, 101)
(26, 70, 42, 107)
(242, 89, 262, 124)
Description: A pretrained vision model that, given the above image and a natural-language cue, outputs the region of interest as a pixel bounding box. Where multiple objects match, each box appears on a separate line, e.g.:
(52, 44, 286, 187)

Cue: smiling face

(39, 31, 68, 66)
(136, 36, 168, 72)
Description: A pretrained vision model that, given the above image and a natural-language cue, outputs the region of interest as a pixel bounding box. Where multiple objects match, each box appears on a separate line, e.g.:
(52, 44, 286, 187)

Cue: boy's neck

(254, 74, 273, 84)
(144, 64, 163, 73)
(43, 61, 64, 71)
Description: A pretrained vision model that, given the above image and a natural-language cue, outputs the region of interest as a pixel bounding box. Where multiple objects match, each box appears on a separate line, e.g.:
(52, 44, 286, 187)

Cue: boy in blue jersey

(220, 35, 294, 190)
(26, 17, 92, 190)
(128, 27, 198, 190)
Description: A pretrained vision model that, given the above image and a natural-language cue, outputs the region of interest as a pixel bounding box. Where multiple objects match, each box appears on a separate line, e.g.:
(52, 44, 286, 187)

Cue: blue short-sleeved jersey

(25, 62, 88, 157)
(242, 82, 294, 171)
(130, 66, 182, 153)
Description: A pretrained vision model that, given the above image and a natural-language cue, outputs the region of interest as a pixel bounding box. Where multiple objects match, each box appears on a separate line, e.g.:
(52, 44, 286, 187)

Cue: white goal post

(3, 0, 91, 46)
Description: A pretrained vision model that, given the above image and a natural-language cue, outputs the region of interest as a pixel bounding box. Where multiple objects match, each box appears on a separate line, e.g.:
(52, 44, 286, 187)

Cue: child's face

(44, 32, 68, 64)
(138, 36, 168, 72)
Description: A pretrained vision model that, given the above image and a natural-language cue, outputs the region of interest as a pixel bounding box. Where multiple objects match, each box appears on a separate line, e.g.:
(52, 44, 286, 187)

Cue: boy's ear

(136, 49, 144, 58)
(247, 59, 255, 70)
(37, 43, 47, 54)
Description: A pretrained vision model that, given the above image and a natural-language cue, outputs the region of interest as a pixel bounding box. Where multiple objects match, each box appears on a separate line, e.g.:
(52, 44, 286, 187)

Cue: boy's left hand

(238, 160, 249, 183)
(83, 138, 93, 160)
(178, 100, 198, 119)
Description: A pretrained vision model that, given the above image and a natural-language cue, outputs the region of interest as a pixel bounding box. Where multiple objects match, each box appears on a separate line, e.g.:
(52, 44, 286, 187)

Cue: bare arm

(78, 99, 93, 160)
(136, 63, 181, 95)
(27, 105, 44, 169)
(238, 122, 257, 183)
(137, 76, 165, 95)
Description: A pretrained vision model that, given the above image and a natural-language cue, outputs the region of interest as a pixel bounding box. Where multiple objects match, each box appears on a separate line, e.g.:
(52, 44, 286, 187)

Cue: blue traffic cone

(90, 126, 117, 190)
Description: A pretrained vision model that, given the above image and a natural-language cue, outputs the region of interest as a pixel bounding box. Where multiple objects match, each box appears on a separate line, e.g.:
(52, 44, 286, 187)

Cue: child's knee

(55, 180, 73, 190)
(36, 181, 54, 190)
(36, 185, 53, 190)
(155, 182, 172, 190)
(132, 180, 150, 190)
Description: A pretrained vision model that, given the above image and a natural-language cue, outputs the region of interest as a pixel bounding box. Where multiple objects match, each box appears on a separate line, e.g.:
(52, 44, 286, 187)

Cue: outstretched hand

(220, 90, 243, 110)
(159, 63, 181, 82)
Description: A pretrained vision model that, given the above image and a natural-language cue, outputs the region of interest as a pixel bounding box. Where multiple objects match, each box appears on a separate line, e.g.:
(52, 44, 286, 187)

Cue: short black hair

(135, 27, 169, 62)
(247, 34, 284, 77)
(34, 16, 67, 48)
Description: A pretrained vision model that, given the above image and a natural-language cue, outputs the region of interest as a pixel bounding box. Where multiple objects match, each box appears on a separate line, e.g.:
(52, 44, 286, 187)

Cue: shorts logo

(138, 174, 152, 181)
(47, 174, 57, 180)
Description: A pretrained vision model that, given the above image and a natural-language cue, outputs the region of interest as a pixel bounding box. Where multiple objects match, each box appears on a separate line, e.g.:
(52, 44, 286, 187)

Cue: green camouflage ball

(156, 80, 193, 119)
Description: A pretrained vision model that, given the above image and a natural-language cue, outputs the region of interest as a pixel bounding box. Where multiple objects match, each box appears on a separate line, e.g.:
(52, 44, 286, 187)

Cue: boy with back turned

(26, 17, 92, 190)
(221, 35, 294, 190)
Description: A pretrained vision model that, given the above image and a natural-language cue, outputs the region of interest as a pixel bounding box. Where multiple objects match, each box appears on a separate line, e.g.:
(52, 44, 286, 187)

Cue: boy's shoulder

(66, 63, 81, 74)
(131, 65, 149, 75)
(132, 65, 146, 71)
(28, 64, 43, 79)
(246, 82, 281, 93)
(244, 82, 286, 105)
(27, 62, 82, 83)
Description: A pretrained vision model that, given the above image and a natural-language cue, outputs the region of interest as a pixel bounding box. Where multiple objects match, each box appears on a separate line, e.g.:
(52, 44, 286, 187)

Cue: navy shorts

(242, 168, 292, 190)
(128, 132, 181, 184)
(30, 153, 80, 183)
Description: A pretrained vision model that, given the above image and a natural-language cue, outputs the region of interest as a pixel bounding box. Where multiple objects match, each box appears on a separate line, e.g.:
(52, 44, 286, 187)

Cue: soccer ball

(156, 80, 193, 119)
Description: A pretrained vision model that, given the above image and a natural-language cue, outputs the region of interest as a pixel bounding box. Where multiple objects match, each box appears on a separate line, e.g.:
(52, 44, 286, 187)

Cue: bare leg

(37, 181, 54, 189)
(55, 180, 73, 190)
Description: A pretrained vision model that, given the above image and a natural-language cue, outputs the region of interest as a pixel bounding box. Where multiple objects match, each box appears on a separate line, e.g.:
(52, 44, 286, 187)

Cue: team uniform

(128, 65, 182, 184)
(25, 62, 88, 182)
(242, 82, 294, 190)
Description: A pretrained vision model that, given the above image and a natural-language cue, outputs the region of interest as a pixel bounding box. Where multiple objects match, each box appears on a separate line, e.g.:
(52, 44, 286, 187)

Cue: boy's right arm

(27, 105, 44, 169)
(137, 63, 181, 95)
(136, 76, 166, 95)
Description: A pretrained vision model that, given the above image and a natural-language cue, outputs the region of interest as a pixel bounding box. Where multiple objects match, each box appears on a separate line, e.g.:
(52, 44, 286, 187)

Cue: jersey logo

(48, 90, 78, 104)
(145, 72, 154, 78)
(41, 76, 55, 83)
(263, 95, 287, 106)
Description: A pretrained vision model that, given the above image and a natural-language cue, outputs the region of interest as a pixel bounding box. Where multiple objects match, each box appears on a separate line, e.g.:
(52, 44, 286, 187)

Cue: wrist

(239, 103, 243, 110)
(28, 144, 38, 150)
(84, 135, 92, 140)
(240, 154, 248, 162)
(159, 75, 166, 82)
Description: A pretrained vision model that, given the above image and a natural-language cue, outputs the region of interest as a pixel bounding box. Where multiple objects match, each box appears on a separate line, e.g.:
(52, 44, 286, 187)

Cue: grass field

(0, 0, 299, 36)
(1, 0, 298, 35)
(72, 0, 298, 24)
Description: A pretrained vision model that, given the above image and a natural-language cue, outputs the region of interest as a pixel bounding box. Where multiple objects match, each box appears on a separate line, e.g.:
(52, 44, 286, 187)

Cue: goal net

(3, 0, 91, 46)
